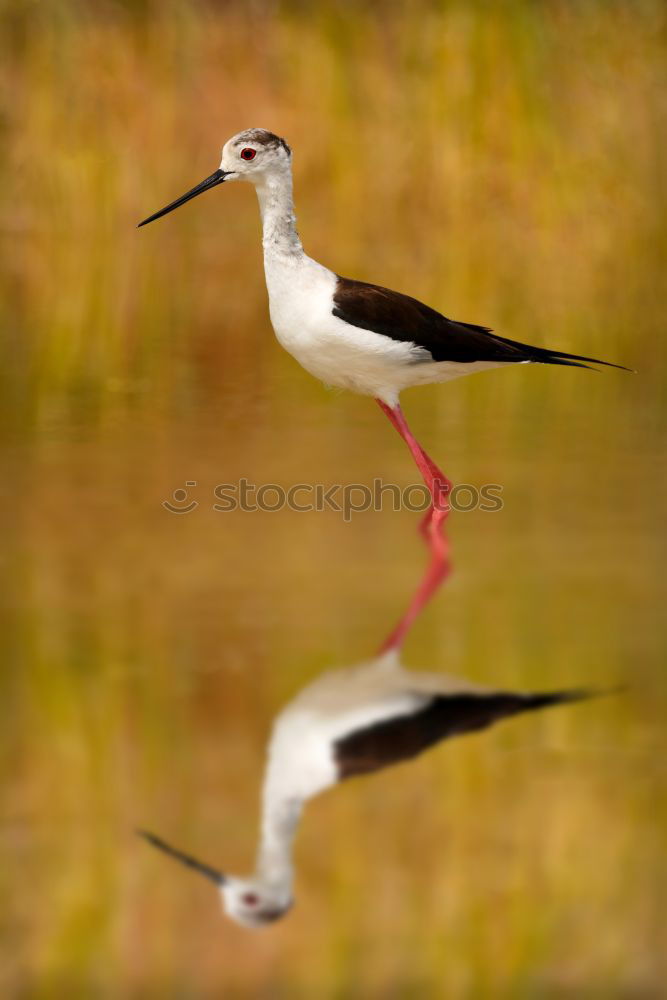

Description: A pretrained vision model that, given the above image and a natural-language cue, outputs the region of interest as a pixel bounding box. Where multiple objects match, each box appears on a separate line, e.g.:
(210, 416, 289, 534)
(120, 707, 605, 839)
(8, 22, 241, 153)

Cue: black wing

(332, 276, 630, 370)
(333, 689, 591, 780)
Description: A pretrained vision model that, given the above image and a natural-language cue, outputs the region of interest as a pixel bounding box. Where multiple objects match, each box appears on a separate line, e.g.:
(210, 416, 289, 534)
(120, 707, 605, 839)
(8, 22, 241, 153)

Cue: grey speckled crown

(235, 128, 291, 157)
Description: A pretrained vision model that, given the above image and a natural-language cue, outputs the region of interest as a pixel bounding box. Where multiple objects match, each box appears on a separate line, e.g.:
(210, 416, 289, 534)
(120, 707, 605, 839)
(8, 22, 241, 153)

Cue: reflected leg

(376, 399, 453, 652)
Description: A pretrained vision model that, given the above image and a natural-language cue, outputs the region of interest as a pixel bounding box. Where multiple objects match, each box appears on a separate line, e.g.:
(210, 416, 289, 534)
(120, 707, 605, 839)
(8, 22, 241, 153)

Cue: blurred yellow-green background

(1, 0, 666, 995)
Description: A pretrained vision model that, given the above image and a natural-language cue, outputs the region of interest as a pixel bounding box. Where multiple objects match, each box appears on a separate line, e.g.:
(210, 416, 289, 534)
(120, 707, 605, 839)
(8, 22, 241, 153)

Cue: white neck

(254, 170, 304, 259)
(254, 792, 302, 890)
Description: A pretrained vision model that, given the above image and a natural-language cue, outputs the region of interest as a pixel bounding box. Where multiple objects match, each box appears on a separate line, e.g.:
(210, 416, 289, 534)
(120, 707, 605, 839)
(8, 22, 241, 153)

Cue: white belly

(263, 253, 505, 403)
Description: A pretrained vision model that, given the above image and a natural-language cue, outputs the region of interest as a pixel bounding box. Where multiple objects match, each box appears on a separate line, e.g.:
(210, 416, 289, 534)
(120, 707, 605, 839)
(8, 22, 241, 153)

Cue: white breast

(263, 707, 339, 804)
(263, 252, 429, 401)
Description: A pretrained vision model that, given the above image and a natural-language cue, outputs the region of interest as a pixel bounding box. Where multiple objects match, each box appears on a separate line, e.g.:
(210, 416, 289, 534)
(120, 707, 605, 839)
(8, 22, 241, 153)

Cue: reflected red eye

(240, 148, 256, 161)
(242, 892, 259, 906)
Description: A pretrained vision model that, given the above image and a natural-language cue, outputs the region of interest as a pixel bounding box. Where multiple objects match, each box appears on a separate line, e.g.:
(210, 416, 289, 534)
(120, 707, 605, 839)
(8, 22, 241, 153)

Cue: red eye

(242, 892, 259, 906)
(240, 148, 256, 161)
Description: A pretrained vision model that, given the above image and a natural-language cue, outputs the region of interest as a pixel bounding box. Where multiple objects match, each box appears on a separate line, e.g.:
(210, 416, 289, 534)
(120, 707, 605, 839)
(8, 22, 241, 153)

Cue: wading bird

(138, 130, 629, 647)
(139, 650, 596, 928)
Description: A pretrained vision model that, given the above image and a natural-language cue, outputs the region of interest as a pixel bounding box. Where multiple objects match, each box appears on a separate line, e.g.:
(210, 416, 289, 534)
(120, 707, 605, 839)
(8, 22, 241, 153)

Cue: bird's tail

(457, 685, 619, 735)
(508, 685, 622, 715)
(487, 330, 633, 372)
(515, 688, 596, 710)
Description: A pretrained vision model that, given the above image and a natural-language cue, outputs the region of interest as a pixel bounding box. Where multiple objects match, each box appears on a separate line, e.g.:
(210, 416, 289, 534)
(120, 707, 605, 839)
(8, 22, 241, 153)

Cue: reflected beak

(137, 828, 227, 885)
(137, 168, 229, 227)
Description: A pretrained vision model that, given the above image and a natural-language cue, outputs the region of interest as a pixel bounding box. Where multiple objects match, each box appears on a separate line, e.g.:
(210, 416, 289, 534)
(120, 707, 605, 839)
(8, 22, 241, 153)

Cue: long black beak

(137, 828, 227, 885)
(137, 169, 228, 228)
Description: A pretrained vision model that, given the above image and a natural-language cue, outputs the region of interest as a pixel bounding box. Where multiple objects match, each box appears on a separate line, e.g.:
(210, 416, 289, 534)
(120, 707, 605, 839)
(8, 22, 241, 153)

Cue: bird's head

(137, 829, 293, 929)
(220, 128, 292, 181)
(221, 877, 293, 929)
(138, 128, 292, 227)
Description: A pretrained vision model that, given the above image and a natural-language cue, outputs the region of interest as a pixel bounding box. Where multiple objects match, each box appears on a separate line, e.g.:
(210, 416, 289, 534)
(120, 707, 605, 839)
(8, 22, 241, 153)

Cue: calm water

(2, 2, 666, 995)
(3, 368, 665, 995)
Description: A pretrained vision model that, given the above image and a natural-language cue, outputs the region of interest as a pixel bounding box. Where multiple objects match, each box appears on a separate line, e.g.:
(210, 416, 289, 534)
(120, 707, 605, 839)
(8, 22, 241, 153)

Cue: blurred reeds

(1, 1, 666, 995)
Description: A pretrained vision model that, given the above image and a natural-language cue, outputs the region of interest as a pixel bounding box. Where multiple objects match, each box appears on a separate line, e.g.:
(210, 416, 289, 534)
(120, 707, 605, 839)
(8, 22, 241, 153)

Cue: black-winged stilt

(138, 129, 630, 648)
(138, 649, 597, 928)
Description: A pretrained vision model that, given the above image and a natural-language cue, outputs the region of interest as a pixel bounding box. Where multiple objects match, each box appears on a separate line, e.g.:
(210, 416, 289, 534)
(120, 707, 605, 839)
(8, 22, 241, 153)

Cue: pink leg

(376, 399, 453, 653)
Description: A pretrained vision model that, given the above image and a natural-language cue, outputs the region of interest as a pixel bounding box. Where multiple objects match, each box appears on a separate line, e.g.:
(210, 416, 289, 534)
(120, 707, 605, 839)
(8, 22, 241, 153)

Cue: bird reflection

(139, 650, 595, 928)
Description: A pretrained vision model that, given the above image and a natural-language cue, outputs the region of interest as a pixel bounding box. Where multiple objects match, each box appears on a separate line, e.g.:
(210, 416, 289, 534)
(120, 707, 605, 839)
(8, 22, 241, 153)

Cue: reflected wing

(333, 689, 590, 779)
